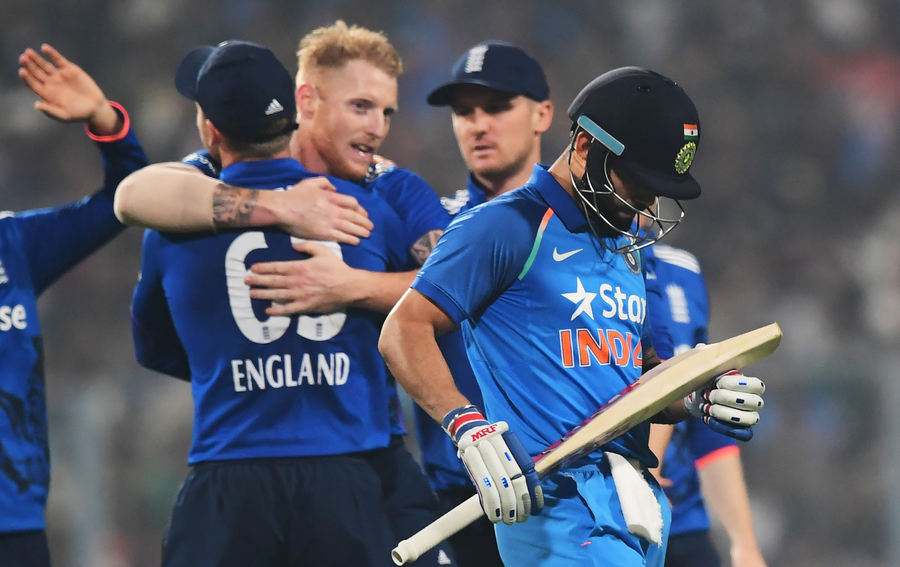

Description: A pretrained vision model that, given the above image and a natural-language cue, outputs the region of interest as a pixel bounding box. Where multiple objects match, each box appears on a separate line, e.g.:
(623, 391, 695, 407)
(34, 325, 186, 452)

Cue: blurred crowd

(1, 0, 898, 565)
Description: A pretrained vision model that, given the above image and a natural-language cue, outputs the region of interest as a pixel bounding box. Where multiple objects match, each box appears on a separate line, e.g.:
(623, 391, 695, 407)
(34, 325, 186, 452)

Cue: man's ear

(533, 100, 554, 135)
(296, 82, 318, 120)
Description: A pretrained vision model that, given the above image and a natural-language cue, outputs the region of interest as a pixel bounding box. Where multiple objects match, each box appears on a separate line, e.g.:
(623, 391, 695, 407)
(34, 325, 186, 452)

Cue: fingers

(461, 446, 503, 523)
(706, 389, 764, 412)
(248, 261, 297, 276)
(716, 372, 765, 395)
(40, 44, 69, 68)
(292, 240, 335, 256)
(479, 441, 518, 525)
(706, 417, 754, 441)
(329, 229, 361, 246)
(23, 48, 56, 77)
(706, 404, 760, 427)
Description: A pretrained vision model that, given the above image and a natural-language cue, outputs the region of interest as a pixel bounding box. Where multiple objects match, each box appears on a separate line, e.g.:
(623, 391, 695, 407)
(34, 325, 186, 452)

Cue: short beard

(314, 136, 369, 183)
(575, 172, 634, 236)
(470, 150, 531, 190)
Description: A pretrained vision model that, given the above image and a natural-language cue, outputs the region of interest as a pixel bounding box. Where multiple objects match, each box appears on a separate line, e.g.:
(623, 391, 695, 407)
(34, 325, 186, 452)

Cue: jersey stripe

(517, 208, 554, 280)
(694, 444, 740, 469)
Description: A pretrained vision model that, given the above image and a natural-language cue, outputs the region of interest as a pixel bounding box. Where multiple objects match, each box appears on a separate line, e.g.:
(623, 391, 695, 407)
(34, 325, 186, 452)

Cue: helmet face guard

(567, 117, 684, 254)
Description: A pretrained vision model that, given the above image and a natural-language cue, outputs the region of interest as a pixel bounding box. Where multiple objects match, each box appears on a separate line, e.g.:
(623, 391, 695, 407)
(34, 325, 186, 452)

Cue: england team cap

(175, 40, 298, 144)
(567, 66, 702, 200)
(427, 40, 549, 106)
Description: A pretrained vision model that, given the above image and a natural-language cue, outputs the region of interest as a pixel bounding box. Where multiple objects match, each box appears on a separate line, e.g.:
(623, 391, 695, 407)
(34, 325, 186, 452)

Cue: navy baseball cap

(175, 41, 298, 143)
(427, 40, 549, 106)
(568, 67, 701, 200)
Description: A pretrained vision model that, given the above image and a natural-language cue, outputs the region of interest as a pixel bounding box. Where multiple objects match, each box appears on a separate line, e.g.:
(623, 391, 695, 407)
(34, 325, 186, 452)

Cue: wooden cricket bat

(392, 322, 782, 565)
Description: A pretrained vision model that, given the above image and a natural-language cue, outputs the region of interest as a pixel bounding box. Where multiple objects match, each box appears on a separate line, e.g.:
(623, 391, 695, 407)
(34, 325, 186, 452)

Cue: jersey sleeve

(643, 263, 674, 360)
(131, 230, 191, 380)
(688, 418, 738, 465)
(377, 169, 451, 250)
(411, 202, 532, 326)
(14, 106, 149, 295)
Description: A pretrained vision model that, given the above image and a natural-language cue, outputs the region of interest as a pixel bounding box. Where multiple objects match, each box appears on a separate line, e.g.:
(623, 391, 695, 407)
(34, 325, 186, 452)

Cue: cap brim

(175, 46, 215, 100)
(622, 158, 701, 200)
(426, 79, 519, 106)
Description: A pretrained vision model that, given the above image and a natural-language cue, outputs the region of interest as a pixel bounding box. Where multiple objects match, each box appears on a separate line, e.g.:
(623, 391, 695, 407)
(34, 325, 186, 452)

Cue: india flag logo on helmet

(683, 123, 698, 141)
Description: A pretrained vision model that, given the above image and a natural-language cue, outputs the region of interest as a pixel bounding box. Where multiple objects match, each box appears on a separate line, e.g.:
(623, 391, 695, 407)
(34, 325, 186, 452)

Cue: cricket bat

(392, 322, 782, 565)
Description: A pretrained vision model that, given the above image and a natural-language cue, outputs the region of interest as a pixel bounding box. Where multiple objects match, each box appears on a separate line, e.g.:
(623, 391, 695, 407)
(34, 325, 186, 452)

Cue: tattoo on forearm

(411, 229, 443, 266)
(212, 184, 258, 229)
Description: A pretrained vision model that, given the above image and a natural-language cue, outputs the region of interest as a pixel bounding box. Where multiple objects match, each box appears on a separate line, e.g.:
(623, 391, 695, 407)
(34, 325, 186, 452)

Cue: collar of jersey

(220, 158, 307, 187)
(529, 164, 589, 233)
(465, 173, 488, 206)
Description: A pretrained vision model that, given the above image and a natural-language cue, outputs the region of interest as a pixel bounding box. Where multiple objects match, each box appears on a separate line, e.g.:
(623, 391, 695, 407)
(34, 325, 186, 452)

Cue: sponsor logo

(553, 247, 582, 262)
(0, 304, 27, 331)
(465, 45, 488, 73)
(562, 279, 646, 324)
(264, 99, 284, 115)
(470, 424, 498, 442)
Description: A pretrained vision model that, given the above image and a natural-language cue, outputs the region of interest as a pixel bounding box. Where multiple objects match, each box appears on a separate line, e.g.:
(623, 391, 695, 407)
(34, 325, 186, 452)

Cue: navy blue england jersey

(643, 243, 737, 535)
(413, 165, 655, 467)
(440, 173, 488, 216)
(364, 162, 451, 436)
(0, 118, 148, 532)
(132, 159, 409, 463)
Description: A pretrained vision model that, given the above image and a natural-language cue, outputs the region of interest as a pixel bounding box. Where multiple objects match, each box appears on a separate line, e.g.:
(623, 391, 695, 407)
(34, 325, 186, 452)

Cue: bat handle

(391, 494, 483, 565)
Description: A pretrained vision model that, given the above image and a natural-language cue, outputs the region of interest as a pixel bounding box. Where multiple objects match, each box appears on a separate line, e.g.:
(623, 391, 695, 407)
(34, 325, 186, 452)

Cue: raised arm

(115, 165, 374, 244)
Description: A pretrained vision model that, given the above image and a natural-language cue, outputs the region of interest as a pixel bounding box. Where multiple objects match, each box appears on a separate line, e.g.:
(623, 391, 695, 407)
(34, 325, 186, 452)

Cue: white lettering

(627, 295, 641, 323)
(246, 358, 265, 390)
(318, 353, 334, 385)
(614, 287, 628, 320)
(231, 360, 246, 392)
(0, 306, 10, 331)
(266, 355, 284, 388)
(640, 298, 646, 324)
(599, 284, 616, 318)
(335, 353, 349, 385)
(285, 354, 296, 387)
(11, 305, 25, 330)
(299, 353, 314, 385)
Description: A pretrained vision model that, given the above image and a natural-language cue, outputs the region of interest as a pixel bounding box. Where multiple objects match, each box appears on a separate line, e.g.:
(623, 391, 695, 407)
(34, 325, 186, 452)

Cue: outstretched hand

(18, 44, 121, 135)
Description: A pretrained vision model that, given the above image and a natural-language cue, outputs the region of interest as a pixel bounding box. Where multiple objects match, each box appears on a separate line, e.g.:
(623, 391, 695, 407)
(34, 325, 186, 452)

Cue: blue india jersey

(0, 121, 148, 532)
(643, 243, 737, 536)
(131, 158, 409, 463)
(413, 165, 656, 467)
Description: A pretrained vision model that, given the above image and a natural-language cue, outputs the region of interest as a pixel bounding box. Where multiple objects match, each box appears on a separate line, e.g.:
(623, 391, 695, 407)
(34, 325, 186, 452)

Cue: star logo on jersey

(562, 278, 596, 320)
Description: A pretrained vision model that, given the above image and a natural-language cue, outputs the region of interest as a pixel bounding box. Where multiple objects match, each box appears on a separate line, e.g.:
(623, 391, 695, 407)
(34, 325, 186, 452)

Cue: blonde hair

(297, 20, 403, 83)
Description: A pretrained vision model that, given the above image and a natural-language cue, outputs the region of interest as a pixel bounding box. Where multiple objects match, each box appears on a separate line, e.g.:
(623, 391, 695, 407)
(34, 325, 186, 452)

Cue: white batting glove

(684, 370, 765, 441)
(442, 405, 543, 525)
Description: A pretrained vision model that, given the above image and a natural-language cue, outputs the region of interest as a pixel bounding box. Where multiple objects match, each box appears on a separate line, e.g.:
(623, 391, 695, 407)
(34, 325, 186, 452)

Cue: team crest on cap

(465, 45, 488, 73)
(675, 142, 696, 175)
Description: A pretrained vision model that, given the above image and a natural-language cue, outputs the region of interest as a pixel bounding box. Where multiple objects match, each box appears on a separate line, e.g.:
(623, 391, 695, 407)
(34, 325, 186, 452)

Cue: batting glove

(442, 405, 543, 525)
(684, 370, 765, 441)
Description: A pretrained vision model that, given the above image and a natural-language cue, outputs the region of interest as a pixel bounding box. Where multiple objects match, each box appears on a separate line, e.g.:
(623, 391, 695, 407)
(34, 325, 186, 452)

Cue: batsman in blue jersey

(130, 41, 413, 567)
(643, 243, 768, 567)
(1, 45, 148, 567)
(381, 68, 768, 567)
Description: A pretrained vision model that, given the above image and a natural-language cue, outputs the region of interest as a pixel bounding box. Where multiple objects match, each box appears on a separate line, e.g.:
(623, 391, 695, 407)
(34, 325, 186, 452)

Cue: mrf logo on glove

(441, 405, 544, 525)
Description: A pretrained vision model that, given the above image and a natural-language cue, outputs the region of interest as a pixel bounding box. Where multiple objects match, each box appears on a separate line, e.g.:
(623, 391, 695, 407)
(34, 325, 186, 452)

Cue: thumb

(310, 176, 336, 192)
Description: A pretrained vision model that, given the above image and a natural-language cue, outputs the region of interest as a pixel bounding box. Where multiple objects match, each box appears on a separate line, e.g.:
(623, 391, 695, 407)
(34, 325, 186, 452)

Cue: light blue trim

(577, 115, 625, 155)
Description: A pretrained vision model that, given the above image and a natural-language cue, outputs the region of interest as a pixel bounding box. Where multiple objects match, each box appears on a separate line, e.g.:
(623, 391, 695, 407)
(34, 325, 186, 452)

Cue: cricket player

(379, 67, 767, 567)
(643, 243, 768, 567)
(1, 45, 148, 566)
(117, 23, 457, 565)
(131, 40, 441, 566)
(416, 40, 554, 567)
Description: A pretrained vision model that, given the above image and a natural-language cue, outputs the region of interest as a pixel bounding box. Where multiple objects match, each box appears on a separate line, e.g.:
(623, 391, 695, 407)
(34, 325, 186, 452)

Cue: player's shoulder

(446, 185, 546, 240)
(651, 243, 703, 274)
(181, 150, 220, 179)
(365, 162, 429, 188)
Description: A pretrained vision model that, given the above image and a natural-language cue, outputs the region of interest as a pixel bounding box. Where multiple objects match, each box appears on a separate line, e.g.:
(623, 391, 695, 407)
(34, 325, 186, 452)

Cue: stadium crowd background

(0, 0, 898, 565)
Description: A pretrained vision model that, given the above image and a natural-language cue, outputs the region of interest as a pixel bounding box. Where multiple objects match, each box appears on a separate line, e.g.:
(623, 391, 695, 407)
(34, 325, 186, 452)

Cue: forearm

(648, 423, 674, 469)
(698, 452, 763, 552)
(379, 304, 468, 422)
(115, 163, 282, 231)
(345, 270, 417, 313)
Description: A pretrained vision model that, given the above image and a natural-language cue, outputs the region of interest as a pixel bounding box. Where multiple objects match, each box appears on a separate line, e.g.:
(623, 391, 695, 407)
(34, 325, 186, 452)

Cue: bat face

(533, 322, 782, 477)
